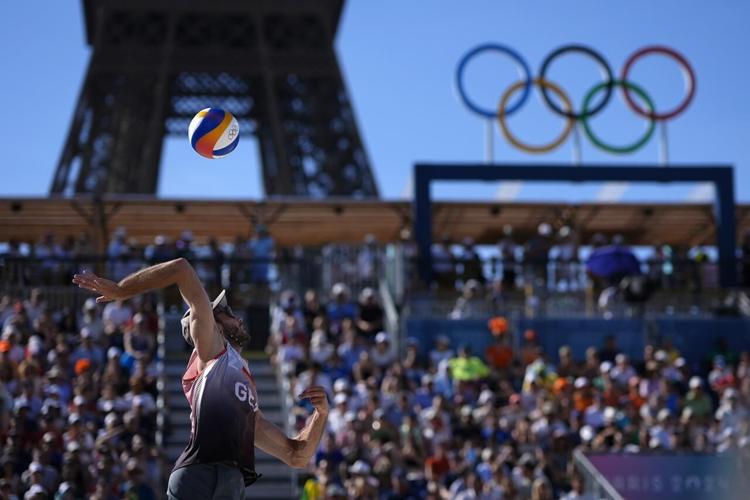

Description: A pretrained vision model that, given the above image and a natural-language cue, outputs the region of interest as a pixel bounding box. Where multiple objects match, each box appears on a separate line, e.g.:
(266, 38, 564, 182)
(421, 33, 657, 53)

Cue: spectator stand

(0, 285, 165, 498)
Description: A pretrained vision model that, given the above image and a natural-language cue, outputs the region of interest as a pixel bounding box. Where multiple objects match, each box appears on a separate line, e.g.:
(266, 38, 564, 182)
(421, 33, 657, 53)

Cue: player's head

(180, 290, 250, 350)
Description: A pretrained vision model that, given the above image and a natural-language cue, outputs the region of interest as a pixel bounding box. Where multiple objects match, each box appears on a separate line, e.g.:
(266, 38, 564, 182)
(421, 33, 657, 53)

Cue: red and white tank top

(172, 344, 261, 486)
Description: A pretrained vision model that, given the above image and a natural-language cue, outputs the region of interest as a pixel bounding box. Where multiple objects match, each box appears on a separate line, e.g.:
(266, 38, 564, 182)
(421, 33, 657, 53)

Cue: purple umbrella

(586, 245, 641, 278)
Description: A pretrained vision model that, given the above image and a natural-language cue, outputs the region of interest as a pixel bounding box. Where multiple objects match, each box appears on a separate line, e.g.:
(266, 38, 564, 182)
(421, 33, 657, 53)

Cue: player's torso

(180, 346, 259, 468)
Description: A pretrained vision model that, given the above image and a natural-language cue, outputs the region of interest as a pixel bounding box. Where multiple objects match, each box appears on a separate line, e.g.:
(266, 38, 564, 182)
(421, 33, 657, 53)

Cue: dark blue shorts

(167, 463, 245, 500)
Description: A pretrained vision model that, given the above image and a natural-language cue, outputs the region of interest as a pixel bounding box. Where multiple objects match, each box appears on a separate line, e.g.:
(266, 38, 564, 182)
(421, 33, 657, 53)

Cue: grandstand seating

(1, 233, 749, 498)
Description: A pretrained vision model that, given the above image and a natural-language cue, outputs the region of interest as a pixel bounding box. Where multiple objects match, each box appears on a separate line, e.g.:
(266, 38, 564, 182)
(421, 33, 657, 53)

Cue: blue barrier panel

(588, 453, 747, 500)
(405, 318, 493, 358)
(405, 316, 749, 368)
(518, 318, 644, 363)
(652, 317, 750, 368)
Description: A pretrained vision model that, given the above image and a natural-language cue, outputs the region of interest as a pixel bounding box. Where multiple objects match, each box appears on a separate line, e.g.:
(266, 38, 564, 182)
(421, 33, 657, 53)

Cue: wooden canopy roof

(0, 197, 748, 249)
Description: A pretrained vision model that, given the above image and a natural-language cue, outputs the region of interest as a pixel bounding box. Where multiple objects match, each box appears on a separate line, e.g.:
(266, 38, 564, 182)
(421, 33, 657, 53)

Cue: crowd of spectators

(432, 227, 750, 320)
(431, 225, 731, 296)
(269, 285, 750, 499)
(0, 289, 162, 499)
(4, 226, 750, 304)
(0, 226, 276, 290)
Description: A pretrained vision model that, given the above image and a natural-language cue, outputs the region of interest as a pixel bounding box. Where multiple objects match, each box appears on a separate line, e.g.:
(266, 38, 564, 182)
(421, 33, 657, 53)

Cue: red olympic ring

(620, 45, 696, 121)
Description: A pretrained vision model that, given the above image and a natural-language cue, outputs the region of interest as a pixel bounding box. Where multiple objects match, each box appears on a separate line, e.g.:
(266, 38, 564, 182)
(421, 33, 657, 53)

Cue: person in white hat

(371, 332, 395, 369)
(73, 258, 329, 499)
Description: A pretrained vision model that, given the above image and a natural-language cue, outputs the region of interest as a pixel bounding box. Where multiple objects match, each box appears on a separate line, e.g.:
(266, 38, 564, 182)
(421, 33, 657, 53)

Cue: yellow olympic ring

(497, 78, 575, 154)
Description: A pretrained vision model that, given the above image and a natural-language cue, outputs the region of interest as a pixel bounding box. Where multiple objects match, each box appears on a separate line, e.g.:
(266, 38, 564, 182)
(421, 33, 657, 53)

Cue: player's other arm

(72, 258, 223, 361)
(255, 386, 329, 469)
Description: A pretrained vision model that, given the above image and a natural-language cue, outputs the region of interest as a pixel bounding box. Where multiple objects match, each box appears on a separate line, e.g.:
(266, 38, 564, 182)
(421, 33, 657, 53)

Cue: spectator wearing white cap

(610, 353, 636, 388)
(583, 395, 606, 429)
(682, 376, 711, 422)
(144, 234, 174, 264)
(122, 313, 155, 370)
(102, 299, 132, 330)
(55, 481, 75, 500)
(648, 409, 675, 449)
(71, 327, 103, 367)
(309, 329, 334, 365)
(370, 332, 395, 370)
(62, 413, 94, 453)
(715, 388, 748, 433)
(79, 298, 103, 343)
(24, 484, 47, 500)
(327, 283, 356, 334)
(123, 376, 156, 415)
(346, 460, 378, 498)
(327, 394, 350, 435)
(21, 461, 55, 498)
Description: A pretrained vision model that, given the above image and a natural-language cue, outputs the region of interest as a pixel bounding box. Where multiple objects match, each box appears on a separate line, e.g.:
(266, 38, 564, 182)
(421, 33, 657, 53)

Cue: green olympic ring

(580, 80, 656, 155)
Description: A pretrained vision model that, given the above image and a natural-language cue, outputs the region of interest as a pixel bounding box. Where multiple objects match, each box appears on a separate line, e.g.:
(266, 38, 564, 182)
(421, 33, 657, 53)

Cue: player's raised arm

(72, 258, 223, 361)
(254, 386, 329, 468)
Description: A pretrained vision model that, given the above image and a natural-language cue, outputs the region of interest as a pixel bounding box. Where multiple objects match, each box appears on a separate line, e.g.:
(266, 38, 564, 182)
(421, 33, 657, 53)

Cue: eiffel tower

(50, 0, 378, 198)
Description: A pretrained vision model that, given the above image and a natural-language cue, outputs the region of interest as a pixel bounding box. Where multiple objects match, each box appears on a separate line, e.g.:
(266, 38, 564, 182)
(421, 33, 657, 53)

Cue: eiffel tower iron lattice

(51, 0, 379, 198)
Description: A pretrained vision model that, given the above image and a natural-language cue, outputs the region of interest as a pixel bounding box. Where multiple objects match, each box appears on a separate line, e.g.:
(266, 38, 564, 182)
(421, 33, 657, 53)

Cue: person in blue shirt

(248, 224, 275, 285)
(326, 283, 357, 335)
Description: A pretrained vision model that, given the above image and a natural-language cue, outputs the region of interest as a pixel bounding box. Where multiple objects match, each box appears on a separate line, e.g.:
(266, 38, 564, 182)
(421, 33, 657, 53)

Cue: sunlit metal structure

(51, 0, 378, 198)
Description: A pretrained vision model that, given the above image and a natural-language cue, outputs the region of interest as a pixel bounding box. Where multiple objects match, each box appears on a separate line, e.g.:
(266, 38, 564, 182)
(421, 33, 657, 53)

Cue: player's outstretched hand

(298, 386, 329, 417)
(72, 271, 125, 303)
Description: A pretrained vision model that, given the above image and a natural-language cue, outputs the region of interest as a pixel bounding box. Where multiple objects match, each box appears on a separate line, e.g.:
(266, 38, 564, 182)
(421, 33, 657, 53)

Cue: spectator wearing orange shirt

(573, 377, 594, 413)
(485, 317, 513, 372)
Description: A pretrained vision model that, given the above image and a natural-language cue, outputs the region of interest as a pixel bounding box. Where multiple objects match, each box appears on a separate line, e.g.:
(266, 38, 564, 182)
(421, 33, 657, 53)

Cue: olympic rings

(455, 43, 696, 154)
(539, 45, 614, 120)
(497, 78, 575, 154)
(456, 43, 532, 119)
(581, 80, 656, 154)
(620, 45, 696, 121)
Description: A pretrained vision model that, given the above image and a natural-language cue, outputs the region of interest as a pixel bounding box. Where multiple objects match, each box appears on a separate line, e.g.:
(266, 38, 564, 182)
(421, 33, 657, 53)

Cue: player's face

(215, 309, 250, 348)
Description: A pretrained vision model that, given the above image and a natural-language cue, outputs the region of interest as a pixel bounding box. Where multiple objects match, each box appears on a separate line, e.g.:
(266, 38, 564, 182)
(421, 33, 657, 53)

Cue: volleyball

(188, 108, 240, 159)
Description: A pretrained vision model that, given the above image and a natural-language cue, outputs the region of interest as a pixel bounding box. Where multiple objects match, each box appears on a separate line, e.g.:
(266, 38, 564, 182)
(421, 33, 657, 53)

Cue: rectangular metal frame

(413, 163, 737, 287)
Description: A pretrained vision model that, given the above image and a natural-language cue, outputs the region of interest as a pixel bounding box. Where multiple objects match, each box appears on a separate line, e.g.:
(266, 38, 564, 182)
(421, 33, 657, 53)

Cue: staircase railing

(573, 449, 624, 500)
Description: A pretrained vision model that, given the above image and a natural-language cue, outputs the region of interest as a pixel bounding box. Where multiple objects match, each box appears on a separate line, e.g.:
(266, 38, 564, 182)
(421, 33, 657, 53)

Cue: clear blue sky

(1, 0, 748, 203)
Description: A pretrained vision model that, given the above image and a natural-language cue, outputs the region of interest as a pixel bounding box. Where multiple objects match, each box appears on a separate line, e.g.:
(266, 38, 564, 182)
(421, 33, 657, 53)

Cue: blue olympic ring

(455, 43, 532, 119)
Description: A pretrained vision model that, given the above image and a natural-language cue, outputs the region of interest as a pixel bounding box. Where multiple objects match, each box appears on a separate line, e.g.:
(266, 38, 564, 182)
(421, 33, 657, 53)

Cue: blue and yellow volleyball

(188, 108, 240, 159)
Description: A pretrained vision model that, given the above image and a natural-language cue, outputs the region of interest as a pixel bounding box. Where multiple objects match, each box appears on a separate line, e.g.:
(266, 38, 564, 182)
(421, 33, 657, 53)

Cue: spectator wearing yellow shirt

(449, 346, 490, 382)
